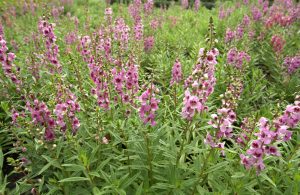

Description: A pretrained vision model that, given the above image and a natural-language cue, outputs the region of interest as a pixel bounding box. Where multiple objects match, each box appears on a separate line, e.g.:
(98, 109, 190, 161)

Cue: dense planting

(0, 0, 300, 194)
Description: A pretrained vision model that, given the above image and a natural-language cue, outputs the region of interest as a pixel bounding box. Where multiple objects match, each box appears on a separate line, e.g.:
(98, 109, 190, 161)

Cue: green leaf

(260, 173, 276, 187)
(205, 161, 228, 174)
(0, 148, 3, 170)
(120, 172, 140, 189)
(37, 162, 52, 176)
(89, 171, 101, 178)
(231, 172, 245, 179)
(100, 170, 111, 183)
(61, 164, 85, 172)
(92, 187, 101, 195)
(59, 177, 90, 183)
(135, 182, 143, 195)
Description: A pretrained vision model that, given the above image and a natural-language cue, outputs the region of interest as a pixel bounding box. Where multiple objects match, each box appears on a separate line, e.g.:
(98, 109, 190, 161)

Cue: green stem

(191, 148, 214, 195)
(143, 130, 153, 186)
(176, 122, 190, 166)
(174, 85, 177, 109)
(121, 119, 131, 174)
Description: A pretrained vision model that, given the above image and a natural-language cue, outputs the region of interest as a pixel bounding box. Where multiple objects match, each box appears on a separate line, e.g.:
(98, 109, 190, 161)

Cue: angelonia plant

(0, 0, 299, 194)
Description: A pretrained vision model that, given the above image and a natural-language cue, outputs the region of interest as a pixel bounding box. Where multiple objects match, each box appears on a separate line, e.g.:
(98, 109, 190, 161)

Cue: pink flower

(271, 35, 285, 55)
(38, 19, 61, 73)
(139, 86, 160, 126)
(144, 36, 155, 52)
(170, 59, 182, 86)
(194, 0, 200, 12)
(251, 6, 262, 21)
(182, 48, 218, 120)
(144, 0, 154, 14)
(134, 20, 143, 41)
(227, 48, 250, 69)
(181, 0, 188, 9)
(225, 28, 235, 43)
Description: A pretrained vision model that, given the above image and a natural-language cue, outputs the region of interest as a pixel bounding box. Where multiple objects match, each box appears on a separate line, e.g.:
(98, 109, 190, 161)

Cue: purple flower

(283, 55, 300, 74)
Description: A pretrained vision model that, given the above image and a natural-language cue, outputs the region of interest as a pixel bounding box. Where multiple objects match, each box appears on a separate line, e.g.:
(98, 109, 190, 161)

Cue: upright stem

(191, 148, 214, 195)
(144, 129, 153, 185)
(174, 85, 177, 109)
(121, 119, 131, 174)
(176, 122, 190, 166)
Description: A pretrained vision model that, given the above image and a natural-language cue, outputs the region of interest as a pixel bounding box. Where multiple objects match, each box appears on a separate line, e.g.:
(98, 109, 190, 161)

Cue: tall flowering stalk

(182, 47, 219, 120)
(181, 19, 219, 189)
(38, 17, 61, 73)
(205, 47, 250, 154)
(170, 58, 182, 108)
(182, 18, 218, 120)
(170, 58, 182, 86)
(0, 33, 21, 86)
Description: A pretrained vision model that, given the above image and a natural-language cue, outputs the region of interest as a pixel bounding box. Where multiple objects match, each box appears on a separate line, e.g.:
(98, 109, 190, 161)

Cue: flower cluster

(227, 48, 251, 69)
(194, 0, 200, 12)
(124, 61, 140, 102)
(236, 118, 254, 147)
(182, 48, 219, 120)
(26, 100, 56, 141)
(181, 0, 189, 9)
(265, 1, 299, 28)
(0, 35, 21, 85)
(271, 35, 285, 55)
(139, 85, 160, 126)
(225, 28, 235, 43)
(51, 6, 64, 19)
(170, 59, 182, 86)
(283, 55, 300, 75)
(105, 8, 113, 24)
(65, 32, 77, 45)
(221, 76, 244, 110)
(134, 20, 143, 41)
(38, 18, 61, 73)
(144, 0, 154, 15)
(150, 19, 160, 30)
(240, 100, 300, 173)
(128, 0, 142, 23)
(242, 15, 250, 26)
(89, 57, 110, 110)
(111, 60, 139, 105)
(78, 35, 91, 62)
(144, 36, 154, 52)
(54, 91, 81, 134)
(274, 100, 300, 132)
(114, 18, 130, 51)
(205, 108, 237, 155)
(251, 6, 262, 21)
